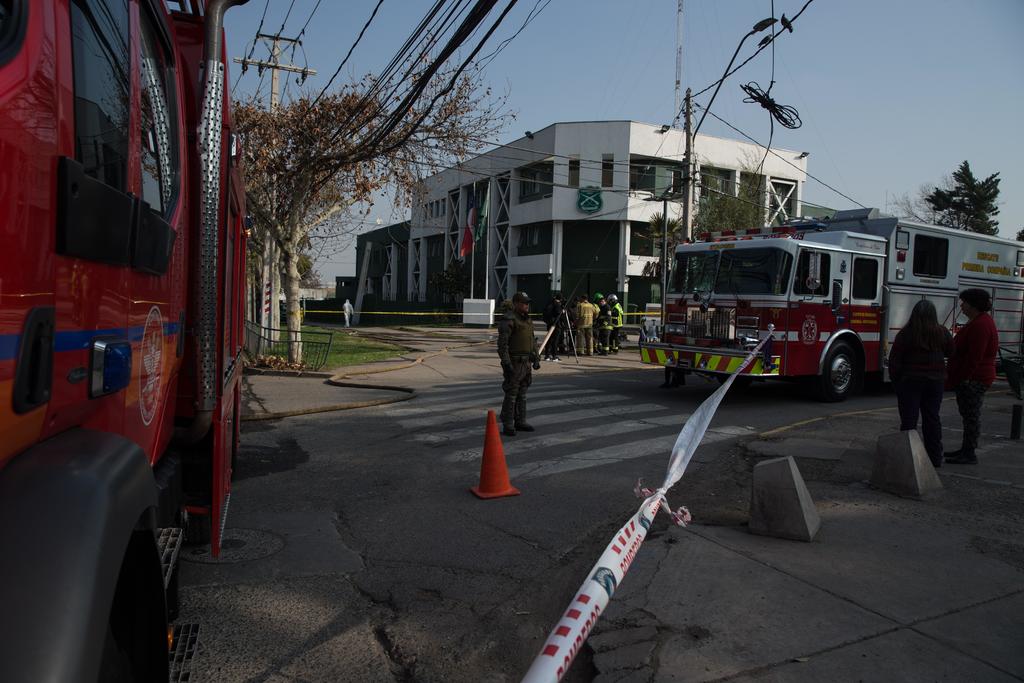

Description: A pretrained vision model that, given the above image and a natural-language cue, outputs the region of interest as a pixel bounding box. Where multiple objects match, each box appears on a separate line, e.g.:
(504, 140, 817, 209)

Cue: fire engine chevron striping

(521, 330, 772, 682)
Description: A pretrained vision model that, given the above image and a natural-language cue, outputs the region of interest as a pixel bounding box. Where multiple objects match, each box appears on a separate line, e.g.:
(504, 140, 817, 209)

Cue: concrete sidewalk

(242, 325, 650, 420)
(589, 385, 1024, 681)
(241, 373, 413, 420)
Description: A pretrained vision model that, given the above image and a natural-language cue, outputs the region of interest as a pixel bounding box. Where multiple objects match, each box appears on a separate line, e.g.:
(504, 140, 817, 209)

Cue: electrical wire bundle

(740, 81, 801, 130)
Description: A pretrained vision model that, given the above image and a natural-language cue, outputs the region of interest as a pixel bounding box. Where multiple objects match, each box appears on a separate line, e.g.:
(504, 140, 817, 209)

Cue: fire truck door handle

(12, 307, 55, 414)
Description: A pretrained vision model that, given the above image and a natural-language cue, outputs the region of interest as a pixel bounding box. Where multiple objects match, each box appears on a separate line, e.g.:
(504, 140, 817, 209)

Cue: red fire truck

(640, 209, 1024, 401)
(0, 0, 249, 679)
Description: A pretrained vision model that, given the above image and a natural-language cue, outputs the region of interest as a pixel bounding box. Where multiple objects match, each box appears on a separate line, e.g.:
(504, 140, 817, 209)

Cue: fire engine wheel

(818, 341, 858, 402)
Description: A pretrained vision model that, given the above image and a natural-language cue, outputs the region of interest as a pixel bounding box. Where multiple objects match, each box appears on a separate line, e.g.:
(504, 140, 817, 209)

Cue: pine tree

(924, 161, 1000, 235)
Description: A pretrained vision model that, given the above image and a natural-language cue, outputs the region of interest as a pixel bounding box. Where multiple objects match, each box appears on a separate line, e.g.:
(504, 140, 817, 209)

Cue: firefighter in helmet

(497, 292, 541, 436)
(594, 293, 613, 356)
(607, 293, 624, 353)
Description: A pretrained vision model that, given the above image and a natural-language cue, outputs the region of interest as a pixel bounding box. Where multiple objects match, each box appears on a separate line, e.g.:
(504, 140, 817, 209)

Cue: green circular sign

(577, 187, 603, 214)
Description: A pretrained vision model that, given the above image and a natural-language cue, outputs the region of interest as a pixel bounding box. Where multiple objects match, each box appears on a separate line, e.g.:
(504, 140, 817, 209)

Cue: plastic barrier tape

(521, 327, 774, 683)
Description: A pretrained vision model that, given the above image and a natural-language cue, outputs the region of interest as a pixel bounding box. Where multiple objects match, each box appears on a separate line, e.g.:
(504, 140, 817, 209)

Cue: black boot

(943, 448, 962, 461)
(514, 422, 535, 432)
(503, 425, 516, 437)
(945, 449, 977, 465)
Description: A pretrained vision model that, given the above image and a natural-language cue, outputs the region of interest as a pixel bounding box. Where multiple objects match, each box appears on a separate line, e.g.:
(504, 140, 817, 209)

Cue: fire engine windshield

(673, 251, 718, 294)
(714, 247, 793, 296)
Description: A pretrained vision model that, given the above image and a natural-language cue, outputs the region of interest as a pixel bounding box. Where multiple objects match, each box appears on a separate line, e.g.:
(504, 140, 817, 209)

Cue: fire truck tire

(817, 340, 858, 402)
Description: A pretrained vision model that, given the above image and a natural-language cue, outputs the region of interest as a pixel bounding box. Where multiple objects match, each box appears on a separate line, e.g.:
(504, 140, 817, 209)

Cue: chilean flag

(460, 192, 477, 259)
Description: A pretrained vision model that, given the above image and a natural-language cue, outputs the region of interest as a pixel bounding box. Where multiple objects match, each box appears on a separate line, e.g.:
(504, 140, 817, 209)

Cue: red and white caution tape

(521, 327, 774, 683)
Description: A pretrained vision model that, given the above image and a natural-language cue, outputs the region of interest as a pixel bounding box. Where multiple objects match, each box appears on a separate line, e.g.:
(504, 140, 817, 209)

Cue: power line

(695, 104, 865, 208)
(308, 0, 387, 108)
(690, 0, 817, 101)
(231, 0, 270, 96)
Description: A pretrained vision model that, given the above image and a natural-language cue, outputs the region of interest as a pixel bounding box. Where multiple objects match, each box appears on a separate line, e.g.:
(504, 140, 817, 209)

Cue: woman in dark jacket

(888, 299, 954, 467)
(945, 288, 1000, 464)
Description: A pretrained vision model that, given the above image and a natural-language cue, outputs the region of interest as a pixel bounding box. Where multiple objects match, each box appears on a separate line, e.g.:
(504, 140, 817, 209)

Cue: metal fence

(244, 322, 334, 370)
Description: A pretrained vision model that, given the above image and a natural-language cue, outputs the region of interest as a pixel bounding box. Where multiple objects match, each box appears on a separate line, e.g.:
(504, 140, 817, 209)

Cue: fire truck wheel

(818, 340, 858, 402)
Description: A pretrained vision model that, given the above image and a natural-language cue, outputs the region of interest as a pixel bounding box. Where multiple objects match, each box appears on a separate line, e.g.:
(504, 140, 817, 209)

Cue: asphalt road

(177, 359, 935, 682)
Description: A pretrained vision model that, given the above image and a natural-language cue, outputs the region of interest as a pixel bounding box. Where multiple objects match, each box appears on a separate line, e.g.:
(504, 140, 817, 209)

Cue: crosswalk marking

(383, 388, 603, 419)
(508, 425, 756, 480)
(410, 403, 680, 442)
(444, 414, 690, 463)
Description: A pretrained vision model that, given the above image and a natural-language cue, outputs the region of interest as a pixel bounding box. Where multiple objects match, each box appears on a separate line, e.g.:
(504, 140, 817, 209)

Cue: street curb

(243, 367, 335, 379)
(756, 386, 1016, 439)
(240, 390, 414, 422)
(327, 340, 492, 380)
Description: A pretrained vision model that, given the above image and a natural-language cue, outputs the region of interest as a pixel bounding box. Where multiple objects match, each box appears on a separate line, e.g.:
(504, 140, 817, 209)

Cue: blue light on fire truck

(90, 339, 132, 398)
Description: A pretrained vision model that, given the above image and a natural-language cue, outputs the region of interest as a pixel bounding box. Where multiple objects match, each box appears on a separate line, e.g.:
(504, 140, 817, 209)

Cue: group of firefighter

(540, 292, 625, 361)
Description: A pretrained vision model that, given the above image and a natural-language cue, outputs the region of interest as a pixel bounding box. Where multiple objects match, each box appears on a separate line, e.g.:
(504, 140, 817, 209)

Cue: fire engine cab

(640, 208, 1024, 401)
(0, 0, 249, 680)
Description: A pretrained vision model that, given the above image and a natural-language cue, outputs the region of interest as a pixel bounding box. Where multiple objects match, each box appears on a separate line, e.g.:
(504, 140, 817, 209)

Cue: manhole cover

(183, 528, 284, 564)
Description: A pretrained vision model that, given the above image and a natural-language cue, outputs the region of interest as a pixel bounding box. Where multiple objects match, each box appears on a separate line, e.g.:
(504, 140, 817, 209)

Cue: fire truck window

(674, 251, 718, 293)
(0, 1, 27, 65)
(912, 234, 948, 278)
(70, 0, 130, 191)
(852, 258, 879, 299)
(714, 248, 793, 295)
(139, 9, 179, 216)
(794, 251, 831, 296)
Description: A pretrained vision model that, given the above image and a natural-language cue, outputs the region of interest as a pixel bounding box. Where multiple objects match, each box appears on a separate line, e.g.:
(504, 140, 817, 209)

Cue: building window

(671, 168, 684, 194)
(912, 234, 948, 278)
(601, 154, 614, 188)
(139, 7, 179, 217)
(518, 161, 552, 203)
(700, 167, 732, 194)
(852, 258, 879, 299)
(629, 161, 657, 193)
(568, 158, 580, 187)
(518, 225, 541, 248)
(71, 0, 130, 191)
(769, 179, 797, 225)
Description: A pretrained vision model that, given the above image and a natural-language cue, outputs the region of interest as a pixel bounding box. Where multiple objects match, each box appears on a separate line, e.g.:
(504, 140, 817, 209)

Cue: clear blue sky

(225, 0, 1024, 279)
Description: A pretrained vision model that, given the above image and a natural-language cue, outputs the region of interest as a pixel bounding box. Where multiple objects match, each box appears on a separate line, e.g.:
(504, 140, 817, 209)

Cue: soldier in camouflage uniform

(497, 292, 541, 436)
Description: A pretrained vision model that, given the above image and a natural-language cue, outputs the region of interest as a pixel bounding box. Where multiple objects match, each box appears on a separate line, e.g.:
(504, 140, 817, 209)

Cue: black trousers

(543, 324, 563, 357)
(954, 380, 988, 453)
(895, 377, 944, 464)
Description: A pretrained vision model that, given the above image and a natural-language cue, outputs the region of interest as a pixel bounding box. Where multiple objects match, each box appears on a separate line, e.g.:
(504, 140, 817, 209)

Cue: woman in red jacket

(945, 288, 1000, 464)
(888, 300, 955, 467)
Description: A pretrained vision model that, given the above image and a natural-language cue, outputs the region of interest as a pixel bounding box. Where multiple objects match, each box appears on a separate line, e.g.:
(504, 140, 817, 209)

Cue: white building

(406, 120, 809, 312)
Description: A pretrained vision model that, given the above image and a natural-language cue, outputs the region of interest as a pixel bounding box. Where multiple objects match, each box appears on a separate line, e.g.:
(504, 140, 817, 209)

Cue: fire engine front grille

(687, 308, 735, 340)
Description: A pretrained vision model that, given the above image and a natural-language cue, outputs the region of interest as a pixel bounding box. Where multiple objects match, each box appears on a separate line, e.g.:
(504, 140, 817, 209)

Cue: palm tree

(640, 212, 685, 279)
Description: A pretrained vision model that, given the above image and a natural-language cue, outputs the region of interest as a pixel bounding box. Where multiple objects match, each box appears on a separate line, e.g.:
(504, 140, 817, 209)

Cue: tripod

(561, 308, 580, 364)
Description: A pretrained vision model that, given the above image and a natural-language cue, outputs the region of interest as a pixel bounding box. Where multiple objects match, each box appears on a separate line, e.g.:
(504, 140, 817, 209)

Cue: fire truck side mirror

(831, 280, 843, 313)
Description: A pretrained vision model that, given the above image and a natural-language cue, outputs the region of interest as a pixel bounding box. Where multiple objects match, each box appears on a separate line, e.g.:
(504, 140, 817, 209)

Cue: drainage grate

(168, 623, 200, 683)
(157, 528, 184, 589)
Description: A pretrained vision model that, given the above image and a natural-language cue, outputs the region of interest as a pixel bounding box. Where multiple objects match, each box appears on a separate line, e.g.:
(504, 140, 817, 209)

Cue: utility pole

(234, 35, 317, 331)
(682, 88, 694, 240)
(672, 0, 684, 128)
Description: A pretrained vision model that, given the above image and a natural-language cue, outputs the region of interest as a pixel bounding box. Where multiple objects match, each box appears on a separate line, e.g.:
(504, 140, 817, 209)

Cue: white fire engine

(639, 208, 1024, 401)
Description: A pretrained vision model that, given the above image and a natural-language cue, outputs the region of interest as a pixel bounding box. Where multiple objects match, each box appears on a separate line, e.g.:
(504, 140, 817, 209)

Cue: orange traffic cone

(471, 410, 521, 499)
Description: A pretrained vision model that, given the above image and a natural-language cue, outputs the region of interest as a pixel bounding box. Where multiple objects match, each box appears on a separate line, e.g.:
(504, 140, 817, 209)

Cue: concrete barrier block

(871, 430, 943, 499)
(749, 456, 821, 542)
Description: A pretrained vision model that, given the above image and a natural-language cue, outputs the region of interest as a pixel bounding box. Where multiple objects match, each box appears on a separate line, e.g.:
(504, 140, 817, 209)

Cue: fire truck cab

(640, 208, 1024, 401)
(0, 0, 249, 680)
